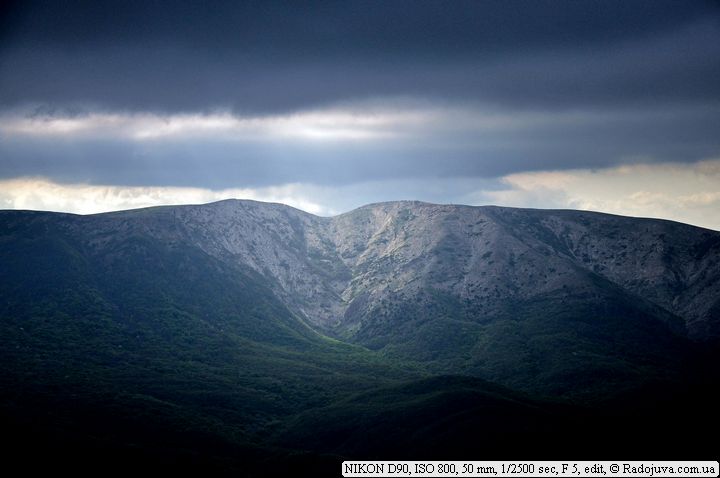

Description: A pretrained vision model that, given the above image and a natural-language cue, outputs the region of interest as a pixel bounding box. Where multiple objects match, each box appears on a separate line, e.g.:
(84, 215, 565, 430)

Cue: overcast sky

(1, 0, 719, 229)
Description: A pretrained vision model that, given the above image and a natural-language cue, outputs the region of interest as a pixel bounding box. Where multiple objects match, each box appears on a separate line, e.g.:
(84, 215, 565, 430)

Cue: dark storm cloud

(1, 0, 718, 114)
(0, 0, 719, 191)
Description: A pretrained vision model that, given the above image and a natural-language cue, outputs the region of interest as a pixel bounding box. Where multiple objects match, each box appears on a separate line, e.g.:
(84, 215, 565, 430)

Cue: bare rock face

(80, 199, 718, 343)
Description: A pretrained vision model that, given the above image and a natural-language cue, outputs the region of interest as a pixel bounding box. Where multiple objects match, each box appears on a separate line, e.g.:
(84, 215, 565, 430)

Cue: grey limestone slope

(329, 201, 718, 340)
(4, 199, 719, 397)
(81, 199, 718, 342)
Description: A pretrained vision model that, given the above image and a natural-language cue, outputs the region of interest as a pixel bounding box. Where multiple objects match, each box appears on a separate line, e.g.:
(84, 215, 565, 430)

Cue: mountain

(1, 200, 718, 474)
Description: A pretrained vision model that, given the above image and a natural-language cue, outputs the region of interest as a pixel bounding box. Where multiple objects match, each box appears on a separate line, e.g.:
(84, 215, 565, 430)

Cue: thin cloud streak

(0, 108, 421, 142)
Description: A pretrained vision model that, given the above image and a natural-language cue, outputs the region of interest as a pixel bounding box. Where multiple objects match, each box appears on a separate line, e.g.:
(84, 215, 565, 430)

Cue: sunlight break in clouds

(473, 159, 720, 231)
(0, 178, 329, 216)
(0, 108, 429, 142)
(0, 102, 620, 144)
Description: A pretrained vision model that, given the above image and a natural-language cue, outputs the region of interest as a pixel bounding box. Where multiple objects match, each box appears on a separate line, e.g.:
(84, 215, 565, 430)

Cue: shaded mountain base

(275, 374, 720, 461)
(3, 369, 718, 477)
(341, 284, 694, 402)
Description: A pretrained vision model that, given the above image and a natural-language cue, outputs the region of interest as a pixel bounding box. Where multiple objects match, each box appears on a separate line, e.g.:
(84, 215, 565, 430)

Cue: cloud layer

(0, 1, 718, 228)
(2, 1, 718, 113)
(2, 103, 718, 189)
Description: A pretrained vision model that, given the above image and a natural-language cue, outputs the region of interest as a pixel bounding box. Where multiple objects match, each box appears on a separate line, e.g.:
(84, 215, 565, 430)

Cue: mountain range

(1, 200, 718, 475)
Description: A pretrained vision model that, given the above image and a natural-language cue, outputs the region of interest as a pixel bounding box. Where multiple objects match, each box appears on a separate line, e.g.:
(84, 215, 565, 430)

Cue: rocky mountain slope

(3, 199, 717, 397)
(80, 199, 720, 339)
(2, 199, 719, 473)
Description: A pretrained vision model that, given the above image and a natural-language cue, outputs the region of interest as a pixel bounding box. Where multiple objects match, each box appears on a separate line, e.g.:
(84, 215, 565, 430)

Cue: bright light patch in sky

(472, 159, 720, 230)
(3, 158, 719, 230)
(0, 178, 327, 216)
(0, 108, 430, 142)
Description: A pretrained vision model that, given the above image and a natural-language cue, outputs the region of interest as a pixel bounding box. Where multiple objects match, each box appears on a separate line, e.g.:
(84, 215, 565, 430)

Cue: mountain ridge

(2, 198, 718, 398)
(2, 199, 719, 473)
(59, 197, 720, 233)
(4, 198, 718, 340)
